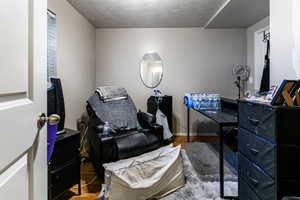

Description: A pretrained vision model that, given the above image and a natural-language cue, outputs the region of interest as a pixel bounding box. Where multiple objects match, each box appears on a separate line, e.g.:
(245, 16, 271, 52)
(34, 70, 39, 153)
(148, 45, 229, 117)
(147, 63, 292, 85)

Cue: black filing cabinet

(48, 128, 81, 199)
(147, 95, 173, 133)
(238, 100, 300, 200)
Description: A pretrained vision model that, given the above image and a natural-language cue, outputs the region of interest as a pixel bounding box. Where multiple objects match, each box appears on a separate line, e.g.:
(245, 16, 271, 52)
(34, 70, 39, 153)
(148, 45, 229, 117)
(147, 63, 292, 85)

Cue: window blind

(47, 11, 57, 81)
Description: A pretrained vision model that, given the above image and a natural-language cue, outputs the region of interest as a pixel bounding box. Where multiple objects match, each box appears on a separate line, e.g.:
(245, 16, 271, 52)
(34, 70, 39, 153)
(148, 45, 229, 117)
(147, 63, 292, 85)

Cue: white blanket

(103, 145, 185, 200)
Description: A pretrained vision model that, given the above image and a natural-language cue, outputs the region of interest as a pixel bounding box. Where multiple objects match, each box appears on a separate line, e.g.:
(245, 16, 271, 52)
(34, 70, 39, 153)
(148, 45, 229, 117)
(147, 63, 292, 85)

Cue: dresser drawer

(49, 134, 80, 169)
(238, 153, 275, 200)
(50, 159, 80, 198)
(239, 101, 277, 143)
(239, 128, 276, 178)
(239, 179, 261, 200)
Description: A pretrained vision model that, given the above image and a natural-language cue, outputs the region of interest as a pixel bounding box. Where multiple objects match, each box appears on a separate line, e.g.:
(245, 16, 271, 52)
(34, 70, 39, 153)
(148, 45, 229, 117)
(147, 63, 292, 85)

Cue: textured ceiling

(67, 0, 227, 28)
(206, 0, 269, 28)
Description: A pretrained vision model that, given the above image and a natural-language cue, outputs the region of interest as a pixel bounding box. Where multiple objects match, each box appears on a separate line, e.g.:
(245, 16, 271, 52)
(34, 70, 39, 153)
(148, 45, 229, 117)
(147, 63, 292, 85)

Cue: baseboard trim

(173, 132, 217, 137)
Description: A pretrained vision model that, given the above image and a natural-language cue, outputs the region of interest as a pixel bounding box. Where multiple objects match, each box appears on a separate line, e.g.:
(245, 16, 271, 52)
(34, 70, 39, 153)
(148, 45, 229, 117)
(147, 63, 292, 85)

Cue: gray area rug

(184, 142, 237, 182)
(161, 143, 238, 200)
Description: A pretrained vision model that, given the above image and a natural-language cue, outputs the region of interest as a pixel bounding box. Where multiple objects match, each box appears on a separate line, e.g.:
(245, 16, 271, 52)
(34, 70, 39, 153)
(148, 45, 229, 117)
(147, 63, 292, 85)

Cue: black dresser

(147, 95, 173, 133)
(48, 128, 81, 199)
(238, 100, 300, 200)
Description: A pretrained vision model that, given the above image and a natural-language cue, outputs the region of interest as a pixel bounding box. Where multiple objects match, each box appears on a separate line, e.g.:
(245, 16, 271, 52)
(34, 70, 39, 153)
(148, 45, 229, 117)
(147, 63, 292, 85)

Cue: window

(47, 10, 57, 81)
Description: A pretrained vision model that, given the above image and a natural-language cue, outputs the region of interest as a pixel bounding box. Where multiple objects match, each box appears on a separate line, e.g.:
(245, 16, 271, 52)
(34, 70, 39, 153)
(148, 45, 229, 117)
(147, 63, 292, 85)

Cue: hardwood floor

(56, 162, 102, 200)
(55, 136, 218, 200)
(173, 136, 218, 148)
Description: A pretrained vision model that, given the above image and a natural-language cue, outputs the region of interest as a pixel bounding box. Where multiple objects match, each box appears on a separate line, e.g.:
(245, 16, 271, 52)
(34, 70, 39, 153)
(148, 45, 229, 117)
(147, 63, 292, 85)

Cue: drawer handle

(247, 172, 259, 186)
(248, 117, 259, 126)
(247, 144, 259, 155)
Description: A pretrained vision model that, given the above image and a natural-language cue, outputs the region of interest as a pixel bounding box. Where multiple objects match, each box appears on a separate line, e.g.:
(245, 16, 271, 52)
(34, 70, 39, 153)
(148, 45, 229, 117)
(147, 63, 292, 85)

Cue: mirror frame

(139, 52, 164, 89)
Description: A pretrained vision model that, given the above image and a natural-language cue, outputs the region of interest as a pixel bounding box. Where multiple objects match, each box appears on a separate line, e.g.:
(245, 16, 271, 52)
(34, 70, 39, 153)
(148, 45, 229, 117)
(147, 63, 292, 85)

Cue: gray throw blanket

(89, 87, 140, 130)
(96, 86, 128, 102)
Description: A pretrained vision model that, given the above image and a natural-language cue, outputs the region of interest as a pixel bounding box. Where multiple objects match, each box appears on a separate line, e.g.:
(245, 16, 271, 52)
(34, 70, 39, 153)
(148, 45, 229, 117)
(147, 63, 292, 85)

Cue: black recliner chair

(86, 87, 164, 177)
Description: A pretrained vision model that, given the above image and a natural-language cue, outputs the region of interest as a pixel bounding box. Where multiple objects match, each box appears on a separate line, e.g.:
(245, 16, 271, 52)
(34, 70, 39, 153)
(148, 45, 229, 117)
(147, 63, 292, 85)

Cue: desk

(186, 104, 238, 199)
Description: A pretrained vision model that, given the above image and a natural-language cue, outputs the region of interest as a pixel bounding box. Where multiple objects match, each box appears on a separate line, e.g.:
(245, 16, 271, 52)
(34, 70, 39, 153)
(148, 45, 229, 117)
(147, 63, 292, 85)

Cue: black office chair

(86, 86, 164, 177)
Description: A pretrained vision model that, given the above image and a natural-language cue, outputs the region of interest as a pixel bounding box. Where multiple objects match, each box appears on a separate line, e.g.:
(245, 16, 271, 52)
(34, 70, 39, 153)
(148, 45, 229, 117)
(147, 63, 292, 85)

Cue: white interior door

(0, 0, 47, 200)
(254, 27, 270, 91)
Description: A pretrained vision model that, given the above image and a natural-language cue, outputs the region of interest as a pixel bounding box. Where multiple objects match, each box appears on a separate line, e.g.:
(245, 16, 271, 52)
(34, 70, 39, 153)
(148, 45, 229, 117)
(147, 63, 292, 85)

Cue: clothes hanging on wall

(259, 39, 270, 93)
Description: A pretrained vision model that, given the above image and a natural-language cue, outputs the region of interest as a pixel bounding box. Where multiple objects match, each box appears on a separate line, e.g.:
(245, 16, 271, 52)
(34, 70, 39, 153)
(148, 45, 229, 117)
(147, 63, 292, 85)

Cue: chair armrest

(137, 111, 164, 141)
(100, 135, 118, 163)
(93, 126, 118, 162)
(149, 123, 164, 141)
(100, 135, 115, 143)
(137, 111, 156, 129)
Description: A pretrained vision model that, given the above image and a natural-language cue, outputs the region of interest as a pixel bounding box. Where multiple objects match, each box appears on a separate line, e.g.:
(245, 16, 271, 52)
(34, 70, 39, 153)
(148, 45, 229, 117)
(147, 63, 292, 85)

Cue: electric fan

(232, 65, 250, 98)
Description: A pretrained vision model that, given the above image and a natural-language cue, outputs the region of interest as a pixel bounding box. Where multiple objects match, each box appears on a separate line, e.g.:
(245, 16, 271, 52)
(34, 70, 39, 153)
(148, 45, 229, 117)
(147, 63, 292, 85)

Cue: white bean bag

(103, 145, 185, 200)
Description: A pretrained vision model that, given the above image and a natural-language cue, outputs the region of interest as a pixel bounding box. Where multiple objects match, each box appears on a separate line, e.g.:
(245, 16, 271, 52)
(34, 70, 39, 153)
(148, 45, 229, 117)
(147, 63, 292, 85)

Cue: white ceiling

(205, 0, 270, 28)
(67, 0, 269, 28)
(67, 0, 227, 28)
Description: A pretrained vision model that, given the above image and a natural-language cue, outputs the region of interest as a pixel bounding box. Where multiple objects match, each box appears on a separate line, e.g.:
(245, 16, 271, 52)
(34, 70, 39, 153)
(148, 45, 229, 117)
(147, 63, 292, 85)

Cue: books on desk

(270, 79, 300, 106)
(245, 80, 300, 106)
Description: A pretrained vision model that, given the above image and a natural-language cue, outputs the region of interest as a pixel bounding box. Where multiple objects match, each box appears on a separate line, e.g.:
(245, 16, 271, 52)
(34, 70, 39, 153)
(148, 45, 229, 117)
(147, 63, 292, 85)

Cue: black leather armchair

(86, 88, 164, 177)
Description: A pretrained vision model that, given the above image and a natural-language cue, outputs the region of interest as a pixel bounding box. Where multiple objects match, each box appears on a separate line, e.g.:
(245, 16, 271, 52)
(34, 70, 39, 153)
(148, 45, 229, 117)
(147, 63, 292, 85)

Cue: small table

(48, 128, 81, 199)
(186, 106, 238, 199)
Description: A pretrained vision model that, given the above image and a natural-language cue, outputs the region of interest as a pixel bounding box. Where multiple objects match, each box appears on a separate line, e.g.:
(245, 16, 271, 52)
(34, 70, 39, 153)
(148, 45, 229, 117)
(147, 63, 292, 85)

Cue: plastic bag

(156, 109, 172, 140)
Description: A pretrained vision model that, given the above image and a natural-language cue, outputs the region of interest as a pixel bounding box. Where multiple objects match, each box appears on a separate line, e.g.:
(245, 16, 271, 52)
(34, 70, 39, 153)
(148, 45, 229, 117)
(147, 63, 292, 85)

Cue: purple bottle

(47, 124, 57, 162)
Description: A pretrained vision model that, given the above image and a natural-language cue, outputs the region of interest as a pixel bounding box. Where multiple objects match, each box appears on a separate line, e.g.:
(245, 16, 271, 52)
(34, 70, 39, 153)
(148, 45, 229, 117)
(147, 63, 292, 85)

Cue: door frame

(30, 0, 48, 199)
(29, 0, 48, 199)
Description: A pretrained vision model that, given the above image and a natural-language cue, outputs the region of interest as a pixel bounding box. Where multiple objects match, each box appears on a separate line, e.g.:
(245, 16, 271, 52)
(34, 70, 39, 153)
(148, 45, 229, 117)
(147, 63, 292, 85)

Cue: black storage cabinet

(147, 95, 173, 133)
(238, 100, 300, 200)
(48, 129, 81, 199)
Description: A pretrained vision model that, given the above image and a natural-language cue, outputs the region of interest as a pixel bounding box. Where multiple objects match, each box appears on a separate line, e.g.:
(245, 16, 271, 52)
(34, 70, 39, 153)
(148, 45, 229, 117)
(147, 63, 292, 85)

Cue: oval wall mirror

(140, 52, 163, 88)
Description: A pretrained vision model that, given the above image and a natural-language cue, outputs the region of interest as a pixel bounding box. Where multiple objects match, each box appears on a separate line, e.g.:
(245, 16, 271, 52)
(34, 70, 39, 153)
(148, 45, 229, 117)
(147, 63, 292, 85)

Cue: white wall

(270, 0, 300, 85)
(293, 0, 300, 78)
(246, 17, 270, 93)
(96, 28, 246, 135)
(48, 0, 96, 129)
